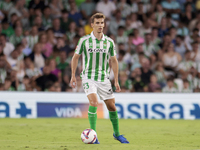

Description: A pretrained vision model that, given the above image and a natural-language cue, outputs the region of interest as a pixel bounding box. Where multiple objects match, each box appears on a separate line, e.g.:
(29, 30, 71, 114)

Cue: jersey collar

(91, 31, 105, 41)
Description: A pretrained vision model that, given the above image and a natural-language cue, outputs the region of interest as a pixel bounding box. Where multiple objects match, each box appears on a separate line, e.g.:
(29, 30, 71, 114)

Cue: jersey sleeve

(109, 40, 116, 57)
(75, 38, 84, 55)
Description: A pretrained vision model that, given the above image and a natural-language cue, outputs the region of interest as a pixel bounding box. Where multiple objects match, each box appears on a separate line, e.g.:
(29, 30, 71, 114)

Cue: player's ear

(102, 20, 105, 27)
(91, 23, 94, 28)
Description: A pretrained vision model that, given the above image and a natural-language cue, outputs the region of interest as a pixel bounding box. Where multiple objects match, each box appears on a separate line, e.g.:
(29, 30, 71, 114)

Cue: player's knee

(108, 105, 116, 111)
(90, 100, 98, 107)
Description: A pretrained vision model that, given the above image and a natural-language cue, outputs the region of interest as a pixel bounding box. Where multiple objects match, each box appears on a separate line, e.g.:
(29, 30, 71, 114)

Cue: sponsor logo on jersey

(88, 48, 106, 53)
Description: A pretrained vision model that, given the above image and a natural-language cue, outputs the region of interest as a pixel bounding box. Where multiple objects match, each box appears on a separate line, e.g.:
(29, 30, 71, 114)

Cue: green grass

(0, 119, 200, 150)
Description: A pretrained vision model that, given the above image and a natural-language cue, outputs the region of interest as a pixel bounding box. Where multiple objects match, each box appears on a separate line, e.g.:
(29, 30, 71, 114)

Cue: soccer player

(70, 13, 129, 144)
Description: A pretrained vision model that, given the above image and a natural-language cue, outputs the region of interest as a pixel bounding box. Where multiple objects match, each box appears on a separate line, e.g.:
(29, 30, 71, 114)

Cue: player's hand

(115, 82, 121, 92)
(70, 76, 77, 88)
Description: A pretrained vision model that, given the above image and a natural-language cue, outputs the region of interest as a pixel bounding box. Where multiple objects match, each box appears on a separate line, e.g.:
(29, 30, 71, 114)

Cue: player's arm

(70, 38, 83, 88)
(110, 56, 121, 92)
(109, 40, 121, 92)
(70, 53, 80, 88)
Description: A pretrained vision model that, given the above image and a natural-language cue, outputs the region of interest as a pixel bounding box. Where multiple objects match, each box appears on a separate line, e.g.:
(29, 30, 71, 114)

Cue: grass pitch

(0, 119, 199, 150)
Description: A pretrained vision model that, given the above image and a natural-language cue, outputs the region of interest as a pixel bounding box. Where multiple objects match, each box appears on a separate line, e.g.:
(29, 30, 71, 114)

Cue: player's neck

(93, 31, 103, 41)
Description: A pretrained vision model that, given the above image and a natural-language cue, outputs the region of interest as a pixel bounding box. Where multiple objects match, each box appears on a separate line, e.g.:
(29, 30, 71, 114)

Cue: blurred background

(0, 0, 200, 93)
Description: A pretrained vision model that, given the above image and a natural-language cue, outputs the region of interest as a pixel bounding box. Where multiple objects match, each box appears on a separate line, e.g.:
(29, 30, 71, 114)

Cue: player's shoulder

(80, 34, 92, 41)
(104, 35, 114, 43)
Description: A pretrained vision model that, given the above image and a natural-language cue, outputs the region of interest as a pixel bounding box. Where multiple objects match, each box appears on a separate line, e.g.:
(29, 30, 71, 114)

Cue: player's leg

(87, 93, 98, 132)
(96, 78, 129, 143)
(87, 93, 100, 144)
(96, 80, 120, 136)
(96, 79, 120, 136)
(82, 79, 100, 144)
(104, 98, 120, 136)
(82, 79, 98, 132)
(104, 98, 129, 143)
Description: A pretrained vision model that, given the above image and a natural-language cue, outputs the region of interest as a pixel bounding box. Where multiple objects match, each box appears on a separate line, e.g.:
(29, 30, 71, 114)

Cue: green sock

(88, 105, 97, 132)
(109, 111, 120, 137)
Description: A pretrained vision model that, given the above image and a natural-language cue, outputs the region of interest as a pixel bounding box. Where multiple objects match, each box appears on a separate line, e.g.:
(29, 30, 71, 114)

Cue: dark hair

(34, 7, 41, 11)
(145, 33, 151, 36)
(166, 13, 171, 18)
(183, 79, 189, 83)
(24, 75, 29, 79)
(61, 9, 69, 14)
(118, 26, 125, 30)
(0, 53, 5, 57)
(119, 50, 125, 56)
(15, 43, 22, 49)
(164, 33, 170, 37)
(169, 26, 176, 30)
(185, 50, 190, 54)
(74, 34, 81, 39)
(167, 76, 174, 82)
(24, 56, 31, 61)
(115, 9, 121, 15)
(128, 33, 134, 37)
(118, 43, 124, 46)
(2, 17, 8, 24)
(152, 27, 158, 30)
(0, 33, 7, 39)
(138, 2, 143, 5)
(185, 2, 192, 8)
(193, 28, 199, 32)
(11, 13, 17, 17)
(176, 35, 183, 40)
(46, 27, 54, 33)
(192, 41, 198, 45)
(45, 81, 54, 89)
(90, 13, 105, 23)
(44, 6, 50, 10)
(138, 52, 144, 56)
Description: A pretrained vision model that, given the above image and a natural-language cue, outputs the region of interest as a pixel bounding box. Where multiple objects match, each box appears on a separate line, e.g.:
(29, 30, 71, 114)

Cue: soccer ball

(81, 129, 97, 144)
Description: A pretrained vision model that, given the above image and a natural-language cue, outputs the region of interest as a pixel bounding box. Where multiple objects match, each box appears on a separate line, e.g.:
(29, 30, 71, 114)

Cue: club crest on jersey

(88, 48, 106, 53)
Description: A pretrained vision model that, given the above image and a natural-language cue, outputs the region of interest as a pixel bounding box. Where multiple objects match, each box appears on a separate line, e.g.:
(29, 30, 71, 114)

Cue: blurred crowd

(0, 0, 200, 93)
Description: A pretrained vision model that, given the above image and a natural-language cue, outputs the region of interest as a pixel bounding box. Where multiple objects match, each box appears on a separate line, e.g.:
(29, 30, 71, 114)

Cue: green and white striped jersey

(75, 32, 116, 82)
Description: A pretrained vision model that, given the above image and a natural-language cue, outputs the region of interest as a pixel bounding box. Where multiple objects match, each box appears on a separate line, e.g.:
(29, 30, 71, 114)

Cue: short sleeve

(109, 40, 116, 57)
(75, 38, 84, 55)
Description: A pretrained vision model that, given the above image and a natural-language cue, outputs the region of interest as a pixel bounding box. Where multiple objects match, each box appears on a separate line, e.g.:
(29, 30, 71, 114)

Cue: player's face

(91, 18, 104, 34)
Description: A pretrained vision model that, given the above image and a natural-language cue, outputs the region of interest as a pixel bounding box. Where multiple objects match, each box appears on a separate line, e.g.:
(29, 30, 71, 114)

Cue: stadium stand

(0, 0, 200, 93)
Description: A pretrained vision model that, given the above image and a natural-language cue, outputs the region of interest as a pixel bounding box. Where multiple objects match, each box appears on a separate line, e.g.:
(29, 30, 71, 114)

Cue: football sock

(88, 105, 97, 132)
(109, 111, 120, 137)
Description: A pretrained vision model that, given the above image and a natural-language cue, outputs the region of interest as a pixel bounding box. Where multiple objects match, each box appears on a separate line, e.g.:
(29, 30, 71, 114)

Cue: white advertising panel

(0, 92, 199, 120)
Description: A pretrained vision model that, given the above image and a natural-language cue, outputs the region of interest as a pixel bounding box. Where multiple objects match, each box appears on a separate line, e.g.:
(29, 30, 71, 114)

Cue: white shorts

(82, 79, 115, 100)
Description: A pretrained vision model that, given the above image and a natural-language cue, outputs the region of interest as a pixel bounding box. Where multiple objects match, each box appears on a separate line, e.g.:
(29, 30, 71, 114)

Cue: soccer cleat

(113, 134, 129, 143)
(93, 138, 100, 144)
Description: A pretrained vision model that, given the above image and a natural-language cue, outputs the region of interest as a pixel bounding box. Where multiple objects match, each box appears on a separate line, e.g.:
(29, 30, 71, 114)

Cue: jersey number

(83, 83, 89, 89)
